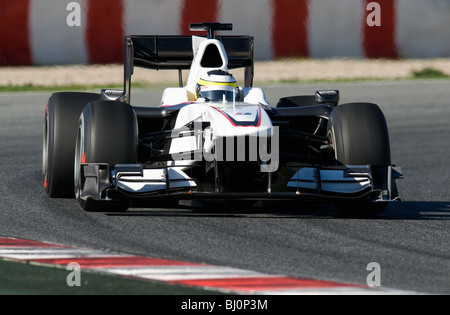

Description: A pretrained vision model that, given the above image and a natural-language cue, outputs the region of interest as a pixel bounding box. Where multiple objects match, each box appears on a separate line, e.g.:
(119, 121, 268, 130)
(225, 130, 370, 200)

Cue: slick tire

(327, 102, 391, 166)
(327, 102, 391, 215)
(43, 92, 100, 198)
(74, 100, 138, 212)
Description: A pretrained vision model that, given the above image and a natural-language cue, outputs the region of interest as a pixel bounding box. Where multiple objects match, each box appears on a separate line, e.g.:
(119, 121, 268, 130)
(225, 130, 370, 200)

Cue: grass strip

(0, 70, 449, 93)
(0, 259, 221, 295)
(412, 67, 449, 79)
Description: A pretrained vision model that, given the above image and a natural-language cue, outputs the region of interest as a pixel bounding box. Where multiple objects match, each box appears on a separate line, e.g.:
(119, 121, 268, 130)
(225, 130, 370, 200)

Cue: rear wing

(123, 35, 254, 103)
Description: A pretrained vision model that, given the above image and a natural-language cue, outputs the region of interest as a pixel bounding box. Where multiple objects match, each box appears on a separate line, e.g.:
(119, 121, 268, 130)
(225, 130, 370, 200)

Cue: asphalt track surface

(0, 80, 449, 294)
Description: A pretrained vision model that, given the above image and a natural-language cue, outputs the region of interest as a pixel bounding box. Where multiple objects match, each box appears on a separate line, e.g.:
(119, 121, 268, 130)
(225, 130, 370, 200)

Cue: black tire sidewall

(328, 102, 391, 166)
(75, 100, 138, 211)
(80, 100, 138, 166)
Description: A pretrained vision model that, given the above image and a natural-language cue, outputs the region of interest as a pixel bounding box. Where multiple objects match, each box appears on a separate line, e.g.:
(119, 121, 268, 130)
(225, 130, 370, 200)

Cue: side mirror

(315, 90, 339, 106)
(101, 89, 126, 102)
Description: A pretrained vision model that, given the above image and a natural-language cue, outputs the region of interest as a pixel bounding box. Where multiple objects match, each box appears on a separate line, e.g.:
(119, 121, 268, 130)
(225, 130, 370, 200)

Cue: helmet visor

(198, 85, 239, 102)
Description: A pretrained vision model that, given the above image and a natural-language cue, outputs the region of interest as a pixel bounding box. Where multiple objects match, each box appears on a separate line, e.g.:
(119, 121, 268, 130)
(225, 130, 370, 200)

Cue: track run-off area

(0, 79, 449, 295)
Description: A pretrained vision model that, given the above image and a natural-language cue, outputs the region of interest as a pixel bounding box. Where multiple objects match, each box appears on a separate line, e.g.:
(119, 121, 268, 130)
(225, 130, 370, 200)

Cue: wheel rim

(74, 123, 83, 199)
(327, 127, 338, 163)
(42, 111, 49, 176)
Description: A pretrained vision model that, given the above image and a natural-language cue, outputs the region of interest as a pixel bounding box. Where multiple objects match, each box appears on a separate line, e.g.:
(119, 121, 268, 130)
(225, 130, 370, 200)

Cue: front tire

(74, 100, 138, 212)
(327, 103, 391, 215)
(328, 102, 391, 166)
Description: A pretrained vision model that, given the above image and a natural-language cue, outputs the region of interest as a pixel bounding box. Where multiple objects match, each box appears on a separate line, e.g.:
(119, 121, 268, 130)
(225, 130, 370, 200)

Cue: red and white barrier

(1, 0, 449, 66)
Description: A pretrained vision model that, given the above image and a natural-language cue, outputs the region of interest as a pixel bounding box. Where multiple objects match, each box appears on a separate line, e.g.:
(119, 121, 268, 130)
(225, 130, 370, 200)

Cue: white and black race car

(43, 23, 402, 215)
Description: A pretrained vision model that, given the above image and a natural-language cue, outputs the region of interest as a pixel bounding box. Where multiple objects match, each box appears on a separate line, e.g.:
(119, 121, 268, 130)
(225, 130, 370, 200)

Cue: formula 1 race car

(42, 23, 402, 215)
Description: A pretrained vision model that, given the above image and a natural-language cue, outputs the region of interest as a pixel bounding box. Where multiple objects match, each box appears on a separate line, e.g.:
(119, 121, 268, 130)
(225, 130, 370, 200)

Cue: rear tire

(43, 92, 100, 197)
(74, 100, 138, 212)
(327, 103, 391, 215)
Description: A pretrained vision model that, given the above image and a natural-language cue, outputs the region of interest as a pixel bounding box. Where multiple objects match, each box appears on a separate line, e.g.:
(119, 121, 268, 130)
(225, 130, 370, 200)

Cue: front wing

(78, 162, 403, 207)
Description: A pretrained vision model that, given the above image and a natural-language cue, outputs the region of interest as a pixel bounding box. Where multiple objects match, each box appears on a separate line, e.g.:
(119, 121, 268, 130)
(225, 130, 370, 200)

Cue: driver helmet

(195, 70, 239, 101)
